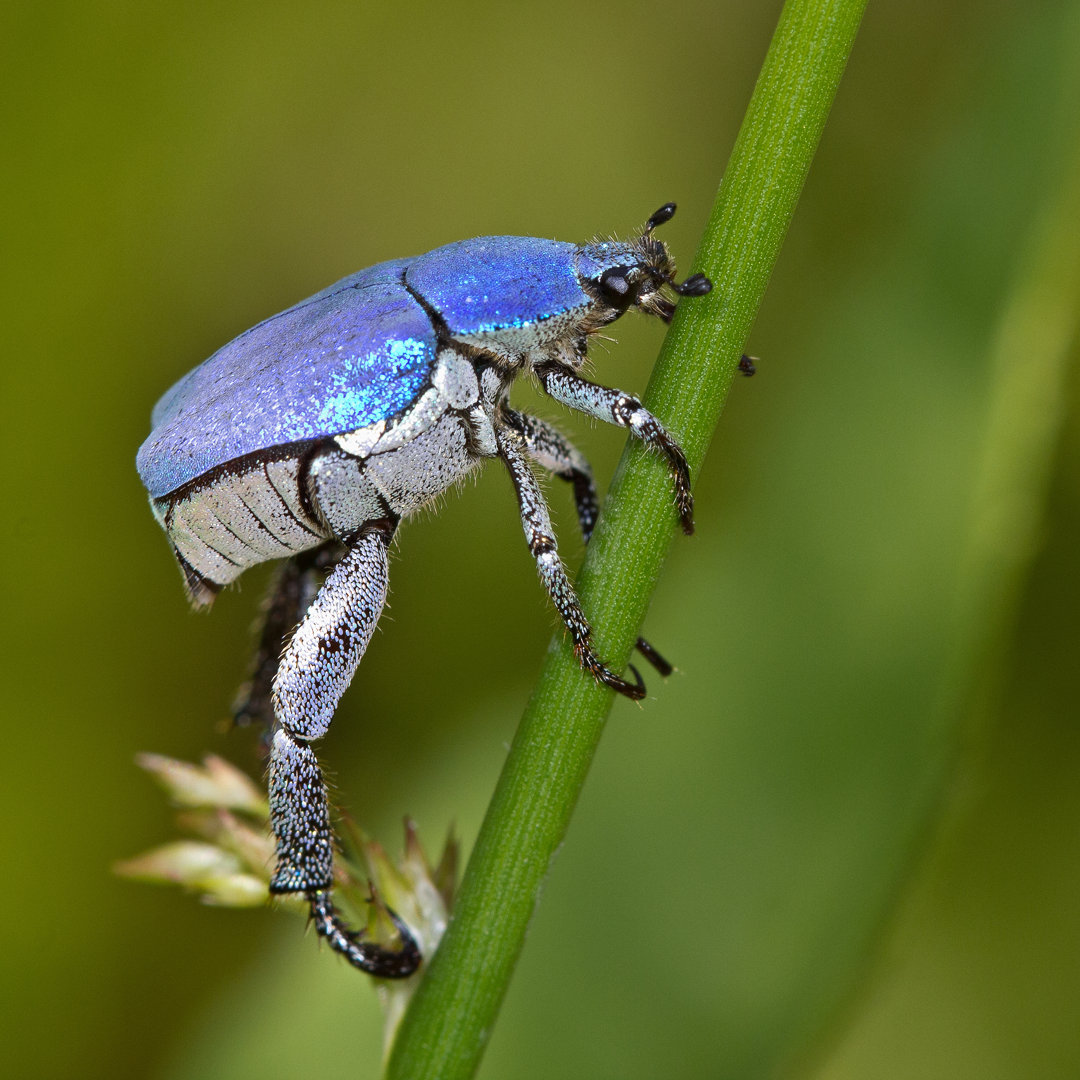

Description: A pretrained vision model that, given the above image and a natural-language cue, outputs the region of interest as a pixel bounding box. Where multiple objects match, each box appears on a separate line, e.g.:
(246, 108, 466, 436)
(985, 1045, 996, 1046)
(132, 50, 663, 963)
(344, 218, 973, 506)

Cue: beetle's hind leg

(504, 410, 674, 677)
(232, 544, 340, 739)
(496, 424, 646, 699)
(268, 523, 420, 977)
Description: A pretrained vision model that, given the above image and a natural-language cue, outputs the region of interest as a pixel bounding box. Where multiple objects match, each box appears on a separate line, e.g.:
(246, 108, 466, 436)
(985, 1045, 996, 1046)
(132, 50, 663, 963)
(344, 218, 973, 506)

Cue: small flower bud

(118, 752, 457, 1055)
(135, 753, 268, 816)
(114, 840, 241, 886)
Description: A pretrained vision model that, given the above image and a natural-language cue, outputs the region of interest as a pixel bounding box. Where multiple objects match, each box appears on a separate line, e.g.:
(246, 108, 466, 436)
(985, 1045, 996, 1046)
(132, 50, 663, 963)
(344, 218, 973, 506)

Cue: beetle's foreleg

(537, 364, 694, 535)
(233, 546, 336, 736)
(496, 425, 645, 700)
(505, 409, 673, 678)
(268, 524, 420, 978)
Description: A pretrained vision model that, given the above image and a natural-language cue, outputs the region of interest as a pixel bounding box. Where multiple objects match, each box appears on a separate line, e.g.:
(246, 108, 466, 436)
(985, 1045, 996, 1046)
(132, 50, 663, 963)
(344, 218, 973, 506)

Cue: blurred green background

(4, 1, 1079, 1077)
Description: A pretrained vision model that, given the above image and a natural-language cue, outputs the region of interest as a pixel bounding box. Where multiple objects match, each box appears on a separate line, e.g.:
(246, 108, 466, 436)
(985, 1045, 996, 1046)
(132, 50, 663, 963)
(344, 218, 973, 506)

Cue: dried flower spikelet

(136, 752, 268, 815)
(112, 838, 266, 908)
(337, 813, 458, 1057)
(114, 839, 240, 884)
(177, 807, 276, 873)
(117, 750, 457, 1054)
(116, 754, 276, 909)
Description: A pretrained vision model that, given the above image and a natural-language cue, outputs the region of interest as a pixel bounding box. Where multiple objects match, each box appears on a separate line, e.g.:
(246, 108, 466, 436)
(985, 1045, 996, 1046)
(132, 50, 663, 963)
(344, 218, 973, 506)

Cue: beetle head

(576, 203, 712, 328)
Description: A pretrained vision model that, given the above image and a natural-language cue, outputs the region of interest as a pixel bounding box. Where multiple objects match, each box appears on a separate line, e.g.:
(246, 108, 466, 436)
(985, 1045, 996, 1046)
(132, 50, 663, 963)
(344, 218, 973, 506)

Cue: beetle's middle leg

(495, 424, 645, 700)
(504, 409, 674, 678)
(267, 522, 420, 978)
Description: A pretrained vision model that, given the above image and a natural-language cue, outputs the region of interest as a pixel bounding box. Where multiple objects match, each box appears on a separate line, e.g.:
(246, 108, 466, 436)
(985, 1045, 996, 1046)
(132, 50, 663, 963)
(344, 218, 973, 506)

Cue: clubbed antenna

(671, 273, 711, 297)
(642, 202, 712, 299)
(645, 203, 678, 232)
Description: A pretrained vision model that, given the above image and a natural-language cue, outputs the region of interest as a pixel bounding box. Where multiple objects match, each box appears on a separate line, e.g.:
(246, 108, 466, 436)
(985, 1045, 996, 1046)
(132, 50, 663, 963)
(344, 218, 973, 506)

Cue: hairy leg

(505, 409, 673, 676)
(496, 424, 644, 700)
(233, 545, 339, 735)
(267, 524, 420, 977)
(536, 364, 694, 535)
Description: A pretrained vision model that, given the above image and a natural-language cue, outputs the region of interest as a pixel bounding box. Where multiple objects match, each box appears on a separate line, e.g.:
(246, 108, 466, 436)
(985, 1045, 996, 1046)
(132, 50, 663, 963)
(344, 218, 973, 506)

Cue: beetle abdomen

(155, 454, 328, 605)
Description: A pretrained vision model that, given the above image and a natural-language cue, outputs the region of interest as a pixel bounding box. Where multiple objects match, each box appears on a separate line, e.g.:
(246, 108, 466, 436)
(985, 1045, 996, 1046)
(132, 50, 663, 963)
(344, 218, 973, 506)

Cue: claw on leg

(633, 637, 673, 677)
(266, 529, 418, 978)
(498, 426, 649, 701)
(505, 408, 679, 686)
(537, 366, 695, 535)
(588, 659, 646, 700)
(308, 889, 421, 978)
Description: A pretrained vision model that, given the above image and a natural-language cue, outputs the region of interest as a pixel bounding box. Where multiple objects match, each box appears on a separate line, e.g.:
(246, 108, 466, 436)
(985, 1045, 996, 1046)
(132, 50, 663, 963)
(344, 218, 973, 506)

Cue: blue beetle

(137, 203, 711, 977)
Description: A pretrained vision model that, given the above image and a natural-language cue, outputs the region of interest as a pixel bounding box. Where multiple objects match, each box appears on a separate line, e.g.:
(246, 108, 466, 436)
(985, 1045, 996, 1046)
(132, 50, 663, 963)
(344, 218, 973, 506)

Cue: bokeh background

(4, 2, 1079, 1077)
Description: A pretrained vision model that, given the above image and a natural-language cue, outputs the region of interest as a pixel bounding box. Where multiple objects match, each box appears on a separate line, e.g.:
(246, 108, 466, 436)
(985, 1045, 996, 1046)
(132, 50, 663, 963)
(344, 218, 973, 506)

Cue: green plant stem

(386, 3, 868, 1077)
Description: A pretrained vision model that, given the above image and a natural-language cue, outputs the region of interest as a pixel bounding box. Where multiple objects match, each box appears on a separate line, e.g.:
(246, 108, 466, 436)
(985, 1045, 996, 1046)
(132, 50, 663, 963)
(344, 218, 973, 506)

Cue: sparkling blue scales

(137, 260, 435, 498)
(406, 238, 589, 337)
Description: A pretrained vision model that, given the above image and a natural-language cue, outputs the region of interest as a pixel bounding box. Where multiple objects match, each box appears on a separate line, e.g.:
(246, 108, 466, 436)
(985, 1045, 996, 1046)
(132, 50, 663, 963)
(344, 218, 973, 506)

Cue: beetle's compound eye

(598, 266, 637, 311)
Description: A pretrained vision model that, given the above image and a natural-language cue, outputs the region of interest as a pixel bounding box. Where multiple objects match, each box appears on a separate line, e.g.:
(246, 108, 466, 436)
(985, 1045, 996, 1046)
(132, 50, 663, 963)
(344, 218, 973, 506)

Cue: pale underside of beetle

(136, 204, 711, 977)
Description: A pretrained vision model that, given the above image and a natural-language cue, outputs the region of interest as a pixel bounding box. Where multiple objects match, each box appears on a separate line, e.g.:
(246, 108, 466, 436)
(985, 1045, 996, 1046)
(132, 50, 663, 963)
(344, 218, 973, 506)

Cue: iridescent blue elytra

(137, 238, 650, 497)
(135, 203, 713, 980)
(138, 260, 427, 498)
